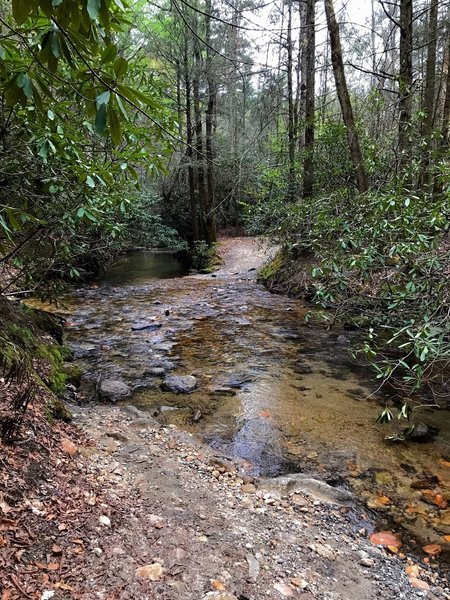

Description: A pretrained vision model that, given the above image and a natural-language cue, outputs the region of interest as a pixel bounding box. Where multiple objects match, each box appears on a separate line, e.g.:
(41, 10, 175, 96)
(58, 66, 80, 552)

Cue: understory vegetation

(0, 0, 449, 431)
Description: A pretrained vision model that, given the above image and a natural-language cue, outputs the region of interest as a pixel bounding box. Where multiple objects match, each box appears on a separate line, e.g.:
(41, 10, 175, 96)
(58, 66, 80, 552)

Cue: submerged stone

(161, 375, 197, 394)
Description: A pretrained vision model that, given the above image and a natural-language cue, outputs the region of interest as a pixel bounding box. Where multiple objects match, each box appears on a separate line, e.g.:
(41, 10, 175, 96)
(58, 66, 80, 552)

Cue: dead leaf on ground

(421, 489, 448, 509)
(406, 564, 419, 577)
(61, 438, 78, 458)
(409, 577, 430, 591)
(443, 535, 450, 542)
(52, 544, 63, 554)
(212, 580, 225, 591)
(369, 531, 402, 549)
(422, 543, 442, 556)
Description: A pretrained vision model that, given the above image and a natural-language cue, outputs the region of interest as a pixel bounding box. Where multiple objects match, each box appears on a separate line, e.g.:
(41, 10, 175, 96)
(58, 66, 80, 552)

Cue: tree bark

(398, 0, 413, 171)
(183, 35, 199, 241)
(204, 0, 217, 243)
(324, 0, 368, 193)
(302, 0, 315, 199)
(193, 16, 207, 240)
(421, 0, 438, 188)
(286, 0, 296, 200)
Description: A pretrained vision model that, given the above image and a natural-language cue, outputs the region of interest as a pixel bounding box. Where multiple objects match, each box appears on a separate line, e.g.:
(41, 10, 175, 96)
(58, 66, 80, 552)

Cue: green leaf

(86, 176, 96, 188)
(96, 90, 110, 106)
(114, 57, 128, 78)
(0, 46, 5, 60)
(87, 0, 101, 20)
(52, 0, 64, 6)
(17, 74, 33, 99)
(114, 0, 125, 8)
(51, 32, 61, 58)
(95, 103, 107, 134)
(12, 0, 31, 25)
(101, 44, 118, 64)
(108, 105, 121, 146)
(47, 109, 55, 121)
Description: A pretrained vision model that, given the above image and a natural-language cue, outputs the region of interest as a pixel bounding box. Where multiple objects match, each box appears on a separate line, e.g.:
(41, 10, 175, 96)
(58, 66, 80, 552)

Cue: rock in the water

(161, 375, 197, 394)
(409, 422, 435, 442)
(99, 379, 131, 402)
(131, 322, 162, 331)
(147, 367, 166, 377)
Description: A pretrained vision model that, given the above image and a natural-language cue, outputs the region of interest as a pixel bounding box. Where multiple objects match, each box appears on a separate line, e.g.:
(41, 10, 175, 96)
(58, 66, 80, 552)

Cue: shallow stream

(58, 247, 450, 556)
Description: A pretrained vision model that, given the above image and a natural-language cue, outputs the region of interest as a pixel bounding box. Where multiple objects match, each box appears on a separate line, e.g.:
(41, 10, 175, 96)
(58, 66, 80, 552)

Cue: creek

(58, 241, 450, 556)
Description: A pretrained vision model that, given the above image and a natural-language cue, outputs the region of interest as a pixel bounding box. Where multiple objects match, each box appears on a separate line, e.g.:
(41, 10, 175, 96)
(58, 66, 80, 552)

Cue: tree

(324, 0, 368, 193)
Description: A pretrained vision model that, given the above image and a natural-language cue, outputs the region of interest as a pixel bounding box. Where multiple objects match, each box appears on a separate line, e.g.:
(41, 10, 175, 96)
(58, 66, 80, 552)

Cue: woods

(0, 0, 449, 415)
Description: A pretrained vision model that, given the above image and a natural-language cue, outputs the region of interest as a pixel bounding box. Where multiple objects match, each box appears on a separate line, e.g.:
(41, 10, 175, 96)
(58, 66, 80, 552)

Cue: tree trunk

(204, 0, 217, 243)
(398, 0, 413, 172)
(193, 18, 207, 241)
(183, 36, 199, 241)
(421, 0, 438, 189)
(286, 0, 296, 201)
(324, 0, 368, 193)
(302, 0, 315, 199)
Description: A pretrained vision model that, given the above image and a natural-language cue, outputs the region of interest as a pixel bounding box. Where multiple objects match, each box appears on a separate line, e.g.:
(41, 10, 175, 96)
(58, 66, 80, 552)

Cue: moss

(63, 363, 83, 388)
(45, 395, 72, 423)
(36, 342, 71, 394)
(258, 251, 284, 282)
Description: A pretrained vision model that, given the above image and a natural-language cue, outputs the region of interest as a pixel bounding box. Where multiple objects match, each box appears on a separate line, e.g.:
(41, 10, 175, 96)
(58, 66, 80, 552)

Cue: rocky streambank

(62, 401, 448, 599)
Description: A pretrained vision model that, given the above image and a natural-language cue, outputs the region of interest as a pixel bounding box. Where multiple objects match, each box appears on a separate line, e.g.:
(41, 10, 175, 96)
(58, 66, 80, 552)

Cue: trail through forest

(7, 236, 443, 599)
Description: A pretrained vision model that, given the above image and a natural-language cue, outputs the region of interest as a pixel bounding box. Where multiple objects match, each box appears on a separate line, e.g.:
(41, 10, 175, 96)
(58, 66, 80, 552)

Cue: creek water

(59, 247, 450, 556)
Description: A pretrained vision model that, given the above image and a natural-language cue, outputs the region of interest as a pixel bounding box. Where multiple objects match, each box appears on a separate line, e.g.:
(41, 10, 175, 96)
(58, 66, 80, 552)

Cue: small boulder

(161, 375, 197, 394)
(336, 335, 350, 345)
(99, 379, 131, 403)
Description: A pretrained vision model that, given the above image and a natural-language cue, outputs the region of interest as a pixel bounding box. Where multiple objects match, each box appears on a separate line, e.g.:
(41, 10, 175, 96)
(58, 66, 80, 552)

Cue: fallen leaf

(52, 544, 63, 555)
(375, 495, 391, 506)
(439, 459, 450, 468)
(211, 580, 225, 591)
(443, 535, 450, 542)
(422, 543, 442, 556)
(61, 438, 78, 458)
(2, 589, 12, 600)
(369, 531, 402, 549)
(54, 583, 72, 591)
(58, 523, 67, 532)
(135, 563, 163, 581)
(409, 577, 430, 591)
(421, 489, 448, 509)
(406, 564, 419, 577)
(47, 562, 60, 571)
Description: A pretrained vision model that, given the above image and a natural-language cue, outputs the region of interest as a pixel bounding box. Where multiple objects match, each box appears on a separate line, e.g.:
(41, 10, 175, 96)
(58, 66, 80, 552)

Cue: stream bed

(57, 247, 450, 558)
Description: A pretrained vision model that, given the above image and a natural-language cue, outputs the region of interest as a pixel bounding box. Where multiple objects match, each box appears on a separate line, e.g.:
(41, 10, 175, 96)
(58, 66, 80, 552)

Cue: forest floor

(1, 237, 449, 600)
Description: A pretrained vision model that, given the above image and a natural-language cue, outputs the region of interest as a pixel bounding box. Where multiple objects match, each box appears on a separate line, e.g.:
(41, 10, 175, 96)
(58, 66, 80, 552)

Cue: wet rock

(131, 321, 162, 331)
(212, 387, 237, 397)
(99, 379, 131, 403)
(147, 367, 166, 377)
(192, 409, 202, 422)
(336, 335, 350, 345)
(411, 473, 440, 489)
(161, 375, 197, 394)
(260, 474, 354, 506)
(408, 422, 437, 442)
(71, 342, 97, 358)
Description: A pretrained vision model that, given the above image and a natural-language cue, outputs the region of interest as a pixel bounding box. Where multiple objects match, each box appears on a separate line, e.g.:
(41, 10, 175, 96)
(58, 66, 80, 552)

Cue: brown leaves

(211, 580, 225, 591)
(369, 531, 402, 550)
(421, 490, 448, 510)
(409, 577, 430, 590)
(61, 438, 78, 457)
(422, 543, 442, 556)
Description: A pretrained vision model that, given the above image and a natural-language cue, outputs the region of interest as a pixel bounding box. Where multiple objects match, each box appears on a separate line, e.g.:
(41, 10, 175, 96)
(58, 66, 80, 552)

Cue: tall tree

(324, 0, 368, 193)
(398, 0, 413, 171)
(302, 0, 316, 199)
